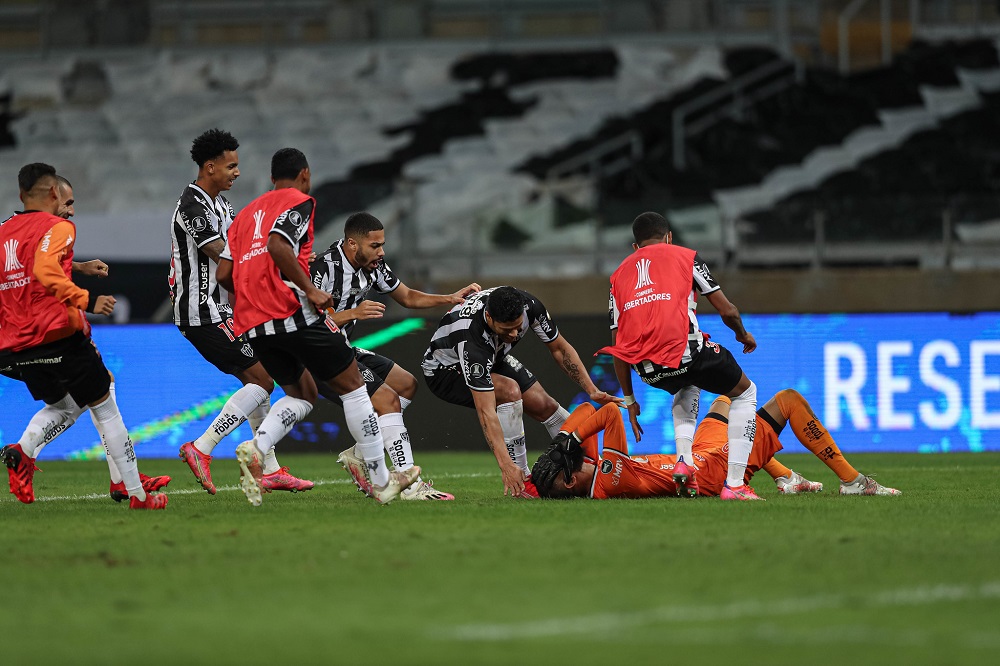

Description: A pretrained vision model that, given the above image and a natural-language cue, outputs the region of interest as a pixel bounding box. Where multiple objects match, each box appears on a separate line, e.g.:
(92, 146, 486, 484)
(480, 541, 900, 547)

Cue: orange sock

(762, 458, 792, 480)
(775, 390, 858, 483)
(561, 403, 596, 437)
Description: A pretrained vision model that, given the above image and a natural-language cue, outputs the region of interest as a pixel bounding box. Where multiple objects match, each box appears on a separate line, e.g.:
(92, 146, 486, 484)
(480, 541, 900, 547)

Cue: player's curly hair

(486, 286, 525, 324)
(18, 162, 56, 193)
(632, 211, 672, 244)
(190, 128, 239, 166)
(530, 432, 585, 499)
(345, 212, 383, 240)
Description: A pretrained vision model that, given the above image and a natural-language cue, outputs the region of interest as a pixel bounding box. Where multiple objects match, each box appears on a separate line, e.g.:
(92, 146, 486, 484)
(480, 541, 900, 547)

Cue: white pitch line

(0, 471, 496, 504)
(438, 582, 1000, 641)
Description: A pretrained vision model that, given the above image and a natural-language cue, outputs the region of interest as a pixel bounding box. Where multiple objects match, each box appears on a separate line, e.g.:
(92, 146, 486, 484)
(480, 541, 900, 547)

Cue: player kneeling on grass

(529, 389, 900, 500)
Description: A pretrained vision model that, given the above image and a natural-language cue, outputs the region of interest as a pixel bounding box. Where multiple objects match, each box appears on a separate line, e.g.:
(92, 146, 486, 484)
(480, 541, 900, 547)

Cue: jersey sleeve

(219, 241, 232, 261)
(373, 260, 400, 294)
(608, 289, 620, 330)
(458, 339, 496, 392)
(269, 199, 315, 249)
(692, 252, 720, 295)
(32, 221, 89, 310)
(311, 254, 333, 293)
(176, 199, 222, 248)
(526, 295, 559, 343)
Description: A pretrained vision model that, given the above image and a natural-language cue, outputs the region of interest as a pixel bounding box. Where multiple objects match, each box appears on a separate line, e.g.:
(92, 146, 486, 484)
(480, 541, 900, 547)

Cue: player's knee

(394, 368, 418, 400)
(372, 385, 401, 414)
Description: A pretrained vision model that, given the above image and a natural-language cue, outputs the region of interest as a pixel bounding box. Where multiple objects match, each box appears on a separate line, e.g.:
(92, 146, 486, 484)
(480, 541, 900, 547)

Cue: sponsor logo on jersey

(504, 356, 523, 371)
(468, 363, 485, 378)
(600, 460, 613, 474)
(190, 216, 208, 233)
(634, 258, 654, 290)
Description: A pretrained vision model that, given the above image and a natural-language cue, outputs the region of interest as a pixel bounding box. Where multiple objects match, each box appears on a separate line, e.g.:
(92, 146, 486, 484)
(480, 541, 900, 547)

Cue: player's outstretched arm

(471, 389, 527, 497)
(609, 329, 643, 440)
(705, 290, 756, 353)
(72, 259, 109, 277)
(389, 282, 481, 309)
(545, 335, 623, 407)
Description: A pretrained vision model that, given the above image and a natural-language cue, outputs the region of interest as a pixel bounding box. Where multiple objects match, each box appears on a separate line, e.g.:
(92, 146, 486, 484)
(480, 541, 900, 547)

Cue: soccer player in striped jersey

(1, 174, 170, 502)
(218, 148, 419, 506)
(1, 163, 166, 508)
(600, 212, 760, 500)
(310, 212, 480, 500)
(530, 389, 901, 499)
(170, 129, 313, 496)
(422, 286, 622, 497)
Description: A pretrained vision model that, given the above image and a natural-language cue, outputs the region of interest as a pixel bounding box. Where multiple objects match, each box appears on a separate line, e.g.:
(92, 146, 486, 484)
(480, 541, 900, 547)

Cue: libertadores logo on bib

(634, 258, 653, 290)
(252, 210, 265, 240)
(4, 239, 24, 272)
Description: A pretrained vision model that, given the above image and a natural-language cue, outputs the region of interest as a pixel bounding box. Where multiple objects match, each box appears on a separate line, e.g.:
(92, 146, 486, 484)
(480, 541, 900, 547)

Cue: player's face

(57, 184, 75, 219)
(486, 313, 524, 344)
(353, 230, 386, 270)
(208, 150, 240, 191)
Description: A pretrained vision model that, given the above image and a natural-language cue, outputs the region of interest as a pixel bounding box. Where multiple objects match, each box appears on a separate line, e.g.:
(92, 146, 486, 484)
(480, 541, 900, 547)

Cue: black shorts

(424, 354, 537, 408)
(0, 359, 63, 403)
(250, 320, 355, 387)
(11, 333, 112, 406)
(318, 347, 395, 405)
(633, 340, 744, 396)
(179, 323, 258, 376)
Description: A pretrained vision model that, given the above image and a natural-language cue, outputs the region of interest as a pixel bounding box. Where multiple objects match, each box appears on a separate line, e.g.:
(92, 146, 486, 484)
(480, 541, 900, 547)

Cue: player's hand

(627, 402, 643, 441)
(353, 300, 386, 320)
(447, 283, 482, 304)
(306, 286, 333, 313)
(736, 331, 756, 353)
(75, 260, 109, 278)
(590, 390, 624, 407)
(501, 461, 526, 497)
(93, 295, 116, 316)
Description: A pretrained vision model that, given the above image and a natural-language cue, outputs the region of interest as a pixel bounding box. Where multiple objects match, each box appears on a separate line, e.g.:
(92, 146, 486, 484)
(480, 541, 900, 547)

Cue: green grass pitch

(2, 451, 998, 665)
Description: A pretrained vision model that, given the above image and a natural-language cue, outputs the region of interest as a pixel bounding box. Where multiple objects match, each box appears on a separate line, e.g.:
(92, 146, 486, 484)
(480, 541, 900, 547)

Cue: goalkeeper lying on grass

(528, 389, 900, 500)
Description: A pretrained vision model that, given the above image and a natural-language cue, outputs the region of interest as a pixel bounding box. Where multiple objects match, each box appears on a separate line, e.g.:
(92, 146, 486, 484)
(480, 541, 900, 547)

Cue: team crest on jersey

(600, 460, 613, 474)
(241, 343, 253, 357)
(634, 258, 654, 290)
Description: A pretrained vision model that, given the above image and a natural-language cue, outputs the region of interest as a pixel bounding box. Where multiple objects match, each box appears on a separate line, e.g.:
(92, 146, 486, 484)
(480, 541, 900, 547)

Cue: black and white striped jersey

(309, 238, 400, 340)
(168, 183, 236, 326)
(609, 251, 720, 365)
(421, 286, 559, 392)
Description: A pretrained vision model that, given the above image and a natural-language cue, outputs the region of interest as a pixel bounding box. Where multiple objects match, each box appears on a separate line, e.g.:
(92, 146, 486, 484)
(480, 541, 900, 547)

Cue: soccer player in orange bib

(529, 389, 901, 499)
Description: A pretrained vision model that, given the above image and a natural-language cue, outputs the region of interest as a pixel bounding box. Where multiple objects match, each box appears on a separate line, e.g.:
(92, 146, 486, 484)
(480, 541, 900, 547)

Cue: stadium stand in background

(2, 0, 1000, 319)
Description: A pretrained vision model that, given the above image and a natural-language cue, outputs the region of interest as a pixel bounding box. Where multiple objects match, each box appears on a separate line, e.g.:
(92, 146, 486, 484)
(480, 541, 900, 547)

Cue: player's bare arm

(545, 335, 624, 407)
(72, 259, 109, 277)
(389, 282, 481, 309)
(610, 329, 643, 440)
(267, 234, 332, 312)
(199, 238, 226, 264)
(705, 289, 756, 353)
(216, 257, 234, 292)
(470, 389, 527, 497)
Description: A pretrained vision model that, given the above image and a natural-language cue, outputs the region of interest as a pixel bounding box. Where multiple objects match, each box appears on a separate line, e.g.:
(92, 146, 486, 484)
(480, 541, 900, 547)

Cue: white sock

(497, 399, 528, 475)
(20, 394, 84, 458)
(341, 385, 389, 487)
(380, 412, 413, 472)
(248, 397, 281, 474)
(254, 396, 312, 456)
(89, 394, 144, 501)
(399, 396, 412, 412)
(195, 383, 270, 455)
(540, 405, 570, 439)
(725, 381, 758, 488)
(105, 382, 123, 483)
(672, 386, 700, 464)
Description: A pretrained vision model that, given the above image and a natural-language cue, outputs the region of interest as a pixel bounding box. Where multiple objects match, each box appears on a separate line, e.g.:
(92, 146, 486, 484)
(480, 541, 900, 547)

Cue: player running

(217, 147, 418, 506)
(529, 389, 901, 499)
(170, 129, 312, 496)
(311, 211, 479, 500)
(0, 163, 166, 508)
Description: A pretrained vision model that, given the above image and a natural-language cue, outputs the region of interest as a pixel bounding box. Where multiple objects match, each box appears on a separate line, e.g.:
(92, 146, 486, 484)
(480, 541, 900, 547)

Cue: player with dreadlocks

(531, 389, 901, 500)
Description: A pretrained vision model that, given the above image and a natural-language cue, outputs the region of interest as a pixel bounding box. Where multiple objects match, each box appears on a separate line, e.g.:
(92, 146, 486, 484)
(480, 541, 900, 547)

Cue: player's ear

(666, 231, 673, 244)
